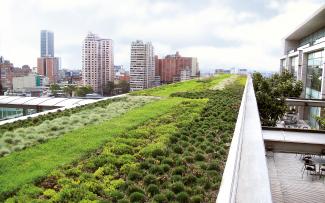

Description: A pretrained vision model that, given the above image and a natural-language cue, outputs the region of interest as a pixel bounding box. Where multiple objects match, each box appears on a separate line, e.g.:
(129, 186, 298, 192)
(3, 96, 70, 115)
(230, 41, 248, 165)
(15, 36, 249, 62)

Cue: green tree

(115, 80, 130, 94)
(103, 81, 115, 96)
(253, 70, 303, 126)
(49, 84, 61, 97)
(75, 85, 93, 97)
(63, 85, 76, 97)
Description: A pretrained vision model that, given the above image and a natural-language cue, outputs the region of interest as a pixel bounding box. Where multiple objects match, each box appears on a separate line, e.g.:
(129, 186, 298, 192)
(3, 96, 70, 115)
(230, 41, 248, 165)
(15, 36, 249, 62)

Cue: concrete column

(36, 106, 42, 113)
(287, 57, 292, 73)
(297, 51, 308, 121)
(303, 105, 310, 121)
(22, 108, 27, 116)
(297, 106, 303, 120)
(300, 52, 308, 98)
(297, 50, 303, 81)
(321, 49, 325, 99)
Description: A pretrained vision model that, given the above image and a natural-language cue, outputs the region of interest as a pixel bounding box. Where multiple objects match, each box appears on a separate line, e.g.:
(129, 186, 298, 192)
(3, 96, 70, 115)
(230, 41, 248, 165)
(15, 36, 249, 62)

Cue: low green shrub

(127, 171, 142, 181)
(170, 182, 185, 194)
(129, 192, 146, 202)
(144, 175, 157, 186)
(149, 165, 164, 175)
(172, 166, 185, 175)
(176, 192, 189, 203)
(127, 185, 144, 195)
(153, 194, 167, 203)
(163, 190, 175, 201)
(109, 190, 124, 202)
(147, 184, 159, 196)
(191, 195, 203, 203)
(194, 153, 205, 161)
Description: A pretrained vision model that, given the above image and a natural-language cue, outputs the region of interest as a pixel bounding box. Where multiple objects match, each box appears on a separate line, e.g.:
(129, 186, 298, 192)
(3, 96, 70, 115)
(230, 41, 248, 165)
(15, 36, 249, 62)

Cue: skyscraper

(40, 30, 54, 57)
(37, 30, 59, 84)
(82, 32, 114, 94)
(130, 40, 155, 91)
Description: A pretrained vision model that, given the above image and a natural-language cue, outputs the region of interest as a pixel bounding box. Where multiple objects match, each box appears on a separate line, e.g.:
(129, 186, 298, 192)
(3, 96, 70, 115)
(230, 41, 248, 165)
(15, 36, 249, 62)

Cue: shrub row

(110, 81, 244, 203)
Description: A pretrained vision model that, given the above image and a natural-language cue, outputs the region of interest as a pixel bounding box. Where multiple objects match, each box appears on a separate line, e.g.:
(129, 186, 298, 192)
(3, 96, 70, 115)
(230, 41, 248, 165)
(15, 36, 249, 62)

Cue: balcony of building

(217, 76, 325, 203)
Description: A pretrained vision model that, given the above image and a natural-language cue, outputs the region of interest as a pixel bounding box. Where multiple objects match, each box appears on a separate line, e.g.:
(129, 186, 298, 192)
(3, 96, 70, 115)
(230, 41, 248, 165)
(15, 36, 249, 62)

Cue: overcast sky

(0, 0, 324, 72)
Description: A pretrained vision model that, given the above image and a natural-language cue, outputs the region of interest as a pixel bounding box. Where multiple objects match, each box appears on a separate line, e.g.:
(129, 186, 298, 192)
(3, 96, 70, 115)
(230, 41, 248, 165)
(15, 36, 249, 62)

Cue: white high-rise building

(130, 40, 155, 91)
(82, 32, 114, 94)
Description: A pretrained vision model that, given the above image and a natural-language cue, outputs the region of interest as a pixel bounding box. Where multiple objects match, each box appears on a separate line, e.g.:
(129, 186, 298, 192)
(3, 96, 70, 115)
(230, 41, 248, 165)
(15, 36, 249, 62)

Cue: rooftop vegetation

(130, 74, 232, 97)
(0, 75, 246, 202)
(0, 96, 157, 157)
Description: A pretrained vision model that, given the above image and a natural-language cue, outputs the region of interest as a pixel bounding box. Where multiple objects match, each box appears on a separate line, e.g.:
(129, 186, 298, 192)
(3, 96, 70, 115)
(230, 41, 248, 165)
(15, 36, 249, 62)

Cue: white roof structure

(263, 129, 325, 145)
(285, 5, 325, 41)
(0, 96, 97, 108)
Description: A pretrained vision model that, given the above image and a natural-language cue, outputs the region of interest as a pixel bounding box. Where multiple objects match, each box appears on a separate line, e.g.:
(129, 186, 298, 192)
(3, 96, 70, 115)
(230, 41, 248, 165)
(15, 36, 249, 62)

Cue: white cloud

(0, 0, 323, 72)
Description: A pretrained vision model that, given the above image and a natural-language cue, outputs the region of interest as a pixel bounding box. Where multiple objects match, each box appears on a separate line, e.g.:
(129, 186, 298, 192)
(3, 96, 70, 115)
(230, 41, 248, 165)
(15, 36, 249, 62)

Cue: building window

(290, 56, 299, 79)
(305, 50, 324, 99)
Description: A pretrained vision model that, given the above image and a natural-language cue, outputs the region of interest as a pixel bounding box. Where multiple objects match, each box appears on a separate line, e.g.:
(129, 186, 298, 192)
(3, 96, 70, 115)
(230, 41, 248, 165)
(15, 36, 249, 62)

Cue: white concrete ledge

(217, 76, 273, 203)
(263, 129, 325, 145)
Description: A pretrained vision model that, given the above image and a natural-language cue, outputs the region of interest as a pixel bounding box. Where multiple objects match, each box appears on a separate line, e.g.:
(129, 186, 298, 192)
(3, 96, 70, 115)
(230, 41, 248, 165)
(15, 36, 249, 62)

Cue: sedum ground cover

(0, 98, 185, 199)
(5, 99, 207, 202)
(2, 75, 246, 202)
(0, 96, 157, 157)
(130, 74, 231, 97)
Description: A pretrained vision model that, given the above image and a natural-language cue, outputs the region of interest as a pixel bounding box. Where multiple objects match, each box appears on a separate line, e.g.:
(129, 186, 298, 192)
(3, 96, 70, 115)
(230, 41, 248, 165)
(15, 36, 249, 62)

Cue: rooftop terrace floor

(268, 152, 325, 203)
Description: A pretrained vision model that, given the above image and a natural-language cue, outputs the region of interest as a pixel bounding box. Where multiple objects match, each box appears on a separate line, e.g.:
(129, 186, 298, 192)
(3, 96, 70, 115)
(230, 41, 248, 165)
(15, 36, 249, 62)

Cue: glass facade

(305, 50, 324, 129)
(290, 56, 299, 79)
(305, 50, 324, 99)
(40, 30, 54, 57)
(299, 27, 325, 46)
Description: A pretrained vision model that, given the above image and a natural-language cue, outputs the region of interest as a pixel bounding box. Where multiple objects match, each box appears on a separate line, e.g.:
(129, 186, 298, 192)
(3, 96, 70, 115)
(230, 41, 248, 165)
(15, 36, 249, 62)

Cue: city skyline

(0, 0, 324, 72)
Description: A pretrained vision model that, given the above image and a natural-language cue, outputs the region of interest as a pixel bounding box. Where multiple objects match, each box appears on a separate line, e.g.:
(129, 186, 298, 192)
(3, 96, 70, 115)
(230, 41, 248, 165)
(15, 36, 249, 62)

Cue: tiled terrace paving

(268, 152, 325, 203)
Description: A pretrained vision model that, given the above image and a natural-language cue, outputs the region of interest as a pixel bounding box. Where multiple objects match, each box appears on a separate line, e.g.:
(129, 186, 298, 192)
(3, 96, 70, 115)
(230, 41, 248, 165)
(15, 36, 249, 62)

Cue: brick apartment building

(0, 57, 32, 90)
(37, 57, 60, 84)
(155, 52, 199, 84)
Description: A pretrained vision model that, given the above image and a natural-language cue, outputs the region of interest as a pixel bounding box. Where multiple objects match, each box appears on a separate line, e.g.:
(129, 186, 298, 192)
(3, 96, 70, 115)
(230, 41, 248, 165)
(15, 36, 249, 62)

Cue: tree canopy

(75, 85, 93, 97)
(253, 71, 303, 126)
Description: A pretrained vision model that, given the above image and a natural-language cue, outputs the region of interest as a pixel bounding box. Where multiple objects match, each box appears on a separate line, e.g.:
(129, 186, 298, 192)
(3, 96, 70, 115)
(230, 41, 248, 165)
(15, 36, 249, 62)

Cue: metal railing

(216, 75, 273, 203)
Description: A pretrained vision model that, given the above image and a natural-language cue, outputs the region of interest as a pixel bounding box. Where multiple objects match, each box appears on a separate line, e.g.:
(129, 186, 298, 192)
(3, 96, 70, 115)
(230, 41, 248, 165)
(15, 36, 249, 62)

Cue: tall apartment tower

(130, 40, 155, 91)
(40, 30, 54, 57)
(82, 32, 114, 94)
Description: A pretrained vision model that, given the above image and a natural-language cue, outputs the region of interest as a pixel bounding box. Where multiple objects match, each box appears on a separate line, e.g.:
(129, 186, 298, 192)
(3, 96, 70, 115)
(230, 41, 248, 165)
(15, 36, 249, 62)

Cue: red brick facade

(37, 57, 59, 84)
(0, 59, 31, 90)
(156, 52, 198, 84)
